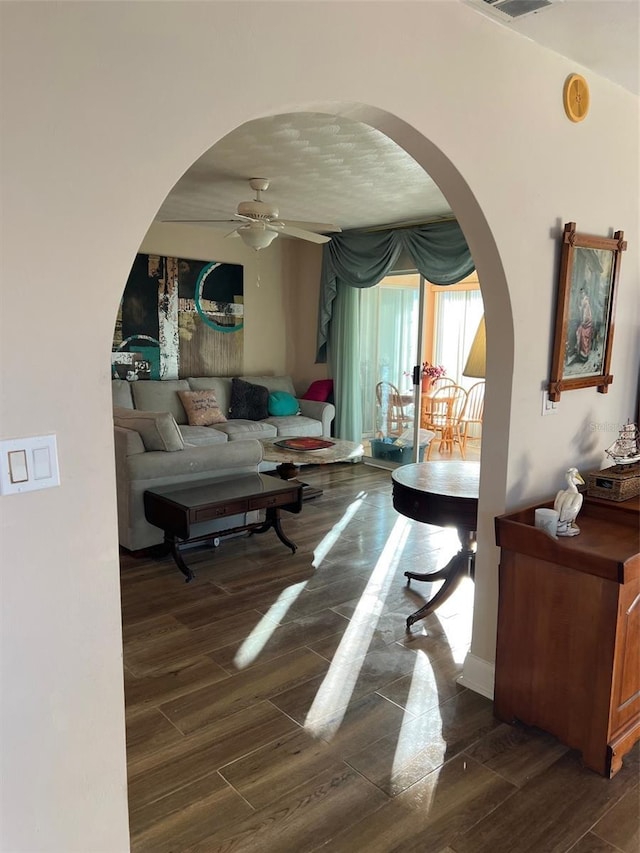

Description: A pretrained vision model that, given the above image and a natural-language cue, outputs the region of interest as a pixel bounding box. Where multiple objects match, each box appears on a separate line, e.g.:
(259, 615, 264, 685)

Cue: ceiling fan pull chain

(255, 253, 261, 288)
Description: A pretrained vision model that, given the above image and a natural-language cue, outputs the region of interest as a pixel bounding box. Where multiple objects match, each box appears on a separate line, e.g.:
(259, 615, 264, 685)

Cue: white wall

(1, 2, 637, 850)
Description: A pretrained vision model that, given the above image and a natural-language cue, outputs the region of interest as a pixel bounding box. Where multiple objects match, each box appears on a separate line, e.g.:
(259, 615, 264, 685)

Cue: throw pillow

(301, 379, 334, 402)
(177, 389, 227, 427)
(229, 377, 269, 421)
(112, 406, 184, 452)
(268, 391, 300, 417)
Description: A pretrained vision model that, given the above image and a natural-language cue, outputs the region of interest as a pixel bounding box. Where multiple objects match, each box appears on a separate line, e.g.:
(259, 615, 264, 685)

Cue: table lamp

(463, 315, 486, 378)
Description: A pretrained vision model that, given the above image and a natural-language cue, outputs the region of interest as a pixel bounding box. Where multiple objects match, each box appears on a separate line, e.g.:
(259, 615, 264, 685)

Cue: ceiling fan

(162, 178, 342, 251)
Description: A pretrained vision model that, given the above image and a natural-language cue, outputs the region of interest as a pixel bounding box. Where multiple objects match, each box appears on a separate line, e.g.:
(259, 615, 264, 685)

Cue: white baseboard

(457, 652, 495, 700)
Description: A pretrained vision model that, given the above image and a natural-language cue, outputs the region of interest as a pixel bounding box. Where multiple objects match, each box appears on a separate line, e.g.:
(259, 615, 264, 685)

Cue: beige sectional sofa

(112, 375, 335, 551)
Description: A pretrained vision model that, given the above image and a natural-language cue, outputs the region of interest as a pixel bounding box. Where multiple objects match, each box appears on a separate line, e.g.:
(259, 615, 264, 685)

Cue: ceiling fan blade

(275, 224, 332, 243)
(160, 218, 236, 224)
(224, 227, 241, 238)
(278, 220, 342, 233)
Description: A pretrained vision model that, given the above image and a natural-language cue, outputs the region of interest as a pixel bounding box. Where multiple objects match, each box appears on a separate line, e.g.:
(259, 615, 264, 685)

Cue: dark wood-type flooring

(121, 462, 639, 853)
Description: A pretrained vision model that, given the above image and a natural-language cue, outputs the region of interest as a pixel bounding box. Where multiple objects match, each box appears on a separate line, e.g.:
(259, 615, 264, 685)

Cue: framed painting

(112, 254, 244, 380)
(548, 222, 626, 402)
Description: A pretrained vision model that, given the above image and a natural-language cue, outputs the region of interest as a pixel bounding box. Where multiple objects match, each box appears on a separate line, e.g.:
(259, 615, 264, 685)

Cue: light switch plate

(0, 434, 60, 494)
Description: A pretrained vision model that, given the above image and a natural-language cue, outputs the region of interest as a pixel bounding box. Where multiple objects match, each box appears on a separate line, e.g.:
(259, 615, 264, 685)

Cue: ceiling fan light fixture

(239, 224, 279, 251)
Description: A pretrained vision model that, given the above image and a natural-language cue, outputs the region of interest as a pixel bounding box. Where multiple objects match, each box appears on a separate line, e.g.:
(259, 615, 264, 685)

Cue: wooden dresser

(494, 494, 639, 777)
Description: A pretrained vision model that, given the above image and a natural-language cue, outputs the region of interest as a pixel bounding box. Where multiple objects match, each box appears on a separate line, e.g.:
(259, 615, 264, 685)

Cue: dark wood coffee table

(144, 474, 302, 582)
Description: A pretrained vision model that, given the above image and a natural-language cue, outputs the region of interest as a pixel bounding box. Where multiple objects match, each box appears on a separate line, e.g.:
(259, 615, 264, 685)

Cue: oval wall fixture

(563, 74, 590, 122)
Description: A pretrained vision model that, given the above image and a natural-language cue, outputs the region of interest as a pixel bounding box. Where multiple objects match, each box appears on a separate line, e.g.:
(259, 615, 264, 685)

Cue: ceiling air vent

(470, 0, 559, 22)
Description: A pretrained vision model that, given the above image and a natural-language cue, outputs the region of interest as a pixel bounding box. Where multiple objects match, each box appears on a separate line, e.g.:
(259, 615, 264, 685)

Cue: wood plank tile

(130, 772, 253, 853)
(270, 644, 419, 726)
(569, 834, 625, 853)
(303, 692, 407, 752)
(125, 706, 182, 764)
(119, 464, 639, 853)
(171, 583, 305, 629)
(285, 576, 373, 619)
(207, 608, 351, 672)
(591, 781, 640, 852)
(121, 613, 188, 645)
(121, 577, 228, 622)
(452, 749, 640, 853)
(219, 728, 346, 809)
(376, 652, 465, 713)
(125, 610, 280, 676)
(160, 647, 329, 734)
(307, 625, 391, 661)
(123, 657, 229, 711)
(325, 754, 515, 853)
(346, 689, 499, 796)
(127, 700, 299, 811)
(464, 721, 570, 787)
(181, 764, 388, 853)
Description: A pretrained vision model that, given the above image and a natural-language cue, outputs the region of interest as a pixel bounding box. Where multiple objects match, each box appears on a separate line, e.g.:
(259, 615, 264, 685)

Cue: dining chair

(375, 381, 413, 437)
(429, 376, 456, 392)
(423, 384, 468, 459)
(459, 380, 485, 452)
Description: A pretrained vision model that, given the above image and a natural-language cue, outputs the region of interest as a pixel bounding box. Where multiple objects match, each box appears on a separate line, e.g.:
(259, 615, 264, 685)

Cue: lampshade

(463, 315, 486, 378)
(239, 224, 278, 251)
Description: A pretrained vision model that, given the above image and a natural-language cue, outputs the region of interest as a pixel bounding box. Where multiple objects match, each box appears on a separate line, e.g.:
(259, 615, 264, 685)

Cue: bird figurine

(554, 467, 585, 536)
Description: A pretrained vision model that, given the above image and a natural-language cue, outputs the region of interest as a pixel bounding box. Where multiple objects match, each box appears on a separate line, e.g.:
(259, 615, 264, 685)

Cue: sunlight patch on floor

(437, 577, 474, 664)
(232, 580, 308, 669)
(303, 515, 411, 739)
(312, 491, 367, 566)
(391, 653, 445, 801)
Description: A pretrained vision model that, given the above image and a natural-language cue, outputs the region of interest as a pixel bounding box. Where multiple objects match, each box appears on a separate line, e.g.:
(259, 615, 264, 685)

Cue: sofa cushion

(187, 377, 232, 415)
(229, 378, 269, 421)
(242, 375, 297, 396)
(212, 420, 277, 440)
(113, 406, 185, 452)
(268, 391, 300, 417)
(131, 379, 190, 424)
(179, 425, 229, 446)
(178, 389, 227, 426)
(301, 378, 334, 402)
(112, 379, 135, 409)
(264, 416, 323, 438)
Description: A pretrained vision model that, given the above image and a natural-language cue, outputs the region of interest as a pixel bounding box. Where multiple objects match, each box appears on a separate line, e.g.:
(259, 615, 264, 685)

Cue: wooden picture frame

(548, 222, 626, 402)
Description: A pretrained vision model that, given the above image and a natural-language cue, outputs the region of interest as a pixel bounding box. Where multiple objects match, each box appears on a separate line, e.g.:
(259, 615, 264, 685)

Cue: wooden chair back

(376, 381, 413, 436)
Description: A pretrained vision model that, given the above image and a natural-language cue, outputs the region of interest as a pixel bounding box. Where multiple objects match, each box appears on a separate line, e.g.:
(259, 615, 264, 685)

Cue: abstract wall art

(112, 254, 244, 380)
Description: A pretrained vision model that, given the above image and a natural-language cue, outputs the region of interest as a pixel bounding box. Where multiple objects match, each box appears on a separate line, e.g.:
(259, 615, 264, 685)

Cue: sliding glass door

(358, 271, 483, 466)
(360, 273, 424, 465)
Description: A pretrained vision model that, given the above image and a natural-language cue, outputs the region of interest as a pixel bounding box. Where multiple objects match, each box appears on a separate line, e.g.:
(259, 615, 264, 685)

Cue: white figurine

(554, 467, 585, 536)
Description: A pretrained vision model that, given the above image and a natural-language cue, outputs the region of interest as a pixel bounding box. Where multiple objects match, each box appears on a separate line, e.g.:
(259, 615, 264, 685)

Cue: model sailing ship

(605, 420, 640, 468)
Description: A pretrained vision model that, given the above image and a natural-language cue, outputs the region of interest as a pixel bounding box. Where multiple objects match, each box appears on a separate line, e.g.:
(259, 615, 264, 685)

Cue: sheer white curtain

(360, 279, 419, 438)
(434, 290, 484, 389)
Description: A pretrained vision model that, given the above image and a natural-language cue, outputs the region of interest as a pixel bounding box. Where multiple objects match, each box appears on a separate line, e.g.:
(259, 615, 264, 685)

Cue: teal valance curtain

(316, 220, 474, 363)
(316, 220, 474, 442)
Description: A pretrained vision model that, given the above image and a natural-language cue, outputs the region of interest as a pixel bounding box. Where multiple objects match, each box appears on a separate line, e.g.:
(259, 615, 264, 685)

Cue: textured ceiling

(156, 0, 638, 238)
(156, 112, 453, 234)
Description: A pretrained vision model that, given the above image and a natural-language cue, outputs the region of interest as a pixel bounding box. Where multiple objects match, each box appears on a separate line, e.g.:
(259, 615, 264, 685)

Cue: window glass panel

(434, 289, 484, 388)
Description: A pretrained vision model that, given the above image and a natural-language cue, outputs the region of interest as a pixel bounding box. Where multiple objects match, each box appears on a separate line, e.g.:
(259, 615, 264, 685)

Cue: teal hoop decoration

(194, 262, 243, 333)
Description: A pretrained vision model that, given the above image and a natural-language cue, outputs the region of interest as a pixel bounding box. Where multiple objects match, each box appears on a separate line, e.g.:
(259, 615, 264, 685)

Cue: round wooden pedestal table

(392, 461, 479, 629)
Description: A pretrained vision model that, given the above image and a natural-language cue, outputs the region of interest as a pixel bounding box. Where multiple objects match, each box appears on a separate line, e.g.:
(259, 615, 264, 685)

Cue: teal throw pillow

(268, 391, 299, 417)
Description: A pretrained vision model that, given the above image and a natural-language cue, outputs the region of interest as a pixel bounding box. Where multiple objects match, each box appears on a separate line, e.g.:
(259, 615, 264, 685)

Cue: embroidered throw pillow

(229, 378, 269, 421)
(177, 390, 227, 427)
